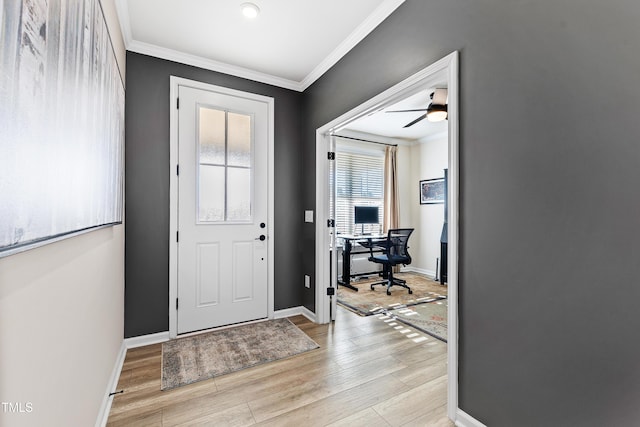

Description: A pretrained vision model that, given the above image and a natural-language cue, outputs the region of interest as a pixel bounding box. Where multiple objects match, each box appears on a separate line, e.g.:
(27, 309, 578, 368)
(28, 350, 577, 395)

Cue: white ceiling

(341, 87, 449, 143)
(116, 0, 405, 91)
(116, 0, 446, 141)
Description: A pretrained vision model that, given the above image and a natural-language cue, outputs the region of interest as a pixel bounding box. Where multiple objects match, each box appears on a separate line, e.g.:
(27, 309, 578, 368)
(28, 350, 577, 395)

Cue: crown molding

(112, 0, 405, 92)
(299, 0, 405, 90)
(127, 41, 303, 91)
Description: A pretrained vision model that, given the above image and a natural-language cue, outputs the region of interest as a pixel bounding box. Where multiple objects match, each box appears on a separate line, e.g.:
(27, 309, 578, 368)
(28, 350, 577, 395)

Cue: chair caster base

(370, 278, 412, 296)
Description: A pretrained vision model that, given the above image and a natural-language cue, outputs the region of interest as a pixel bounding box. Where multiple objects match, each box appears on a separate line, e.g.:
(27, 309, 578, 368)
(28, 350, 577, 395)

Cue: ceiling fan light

(426, 103, 448, 122)
(241, 2, 260, 19)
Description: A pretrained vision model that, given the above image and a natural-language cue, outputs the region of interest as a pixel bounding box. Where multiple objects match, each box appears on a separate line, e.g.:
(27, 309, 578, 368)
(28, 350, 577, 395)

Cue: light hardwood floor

(107, 307, 453, 426)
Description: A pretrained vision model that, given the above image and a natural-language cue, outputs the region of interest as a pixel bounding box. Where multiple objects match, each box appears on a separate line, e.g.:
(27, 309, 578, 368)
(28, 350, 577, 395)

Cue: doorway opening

(314, 51, 459, 419)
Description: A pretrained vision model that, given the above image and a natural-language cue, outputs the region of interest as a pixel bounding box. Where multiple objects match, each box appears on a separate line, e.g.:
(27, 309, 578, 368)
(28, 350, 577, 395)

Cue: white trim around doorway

(314, 51, 459, 422)
(168, 76, 275, 339)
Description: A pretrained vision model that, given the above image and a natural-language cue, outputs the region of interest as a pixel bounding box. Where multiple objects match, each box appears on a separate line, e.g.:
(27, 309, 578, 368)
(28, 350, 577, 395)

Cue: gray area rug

(161, 318, 319, 390)
(385, 299, 448, 342)
(338, 273, 447, 316)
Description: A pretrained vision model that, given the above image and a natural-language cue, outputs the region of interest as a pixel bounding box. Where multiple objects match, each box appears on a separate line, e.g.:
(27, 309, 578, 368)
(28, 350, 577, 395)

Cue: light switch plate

(305, 210, 314, 223)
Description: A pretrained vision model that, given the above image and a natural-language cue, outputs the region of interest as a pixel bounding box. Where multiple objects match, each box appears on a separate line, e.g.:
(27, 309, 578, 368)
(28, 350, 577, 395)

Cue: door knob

(255, 235, 266, 241)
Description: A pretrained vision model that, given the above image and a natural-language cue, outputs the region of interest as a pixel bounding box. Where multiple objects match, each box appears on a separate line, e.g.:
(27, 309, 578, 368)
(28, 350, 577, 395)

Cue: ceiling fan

(386, 88, 448, 127)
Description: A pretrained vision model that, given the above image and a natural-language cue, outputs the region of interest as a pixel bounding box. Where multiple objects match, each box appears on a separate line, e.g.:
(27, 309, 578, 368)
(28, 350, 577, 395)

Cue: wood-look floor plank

(333, 334, 427, 370)
(253, 372, 408, 426)
(247, 355, 407, 422)
(391, 340, 446, 366)
(160, 388, 247, 426)
(392, 353, 448, 388)
(217, 355, 340, 404)
(309, 332, 362, 354)
(373, 375, 448, 426)
(105, 408, 162, 427)
(107, 306, 451, 426)
(347, 324, 418, 348)
(114, 368, 132, 391)
(108, 375, 219, 424)
(400, 405, 454, 427)
(326, 407, 392, 427)
(213, 347, 338, 392)
(173, 402, 256, 427)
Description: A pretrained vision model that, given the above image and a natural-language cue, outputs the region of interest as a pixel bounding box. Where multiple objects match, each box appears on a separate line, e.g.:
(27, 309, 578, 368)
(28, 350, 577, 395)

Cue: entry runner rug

(385, 298, 448, 342)
(161, 318, 319, 390)
(338, 272, 447, 316)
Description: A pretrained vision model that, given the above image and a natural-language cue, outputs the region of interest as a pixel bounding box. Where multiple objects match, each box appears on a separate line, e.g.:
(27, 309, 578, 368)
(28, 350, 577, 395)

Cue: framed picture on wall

(420, 178, 445, 204)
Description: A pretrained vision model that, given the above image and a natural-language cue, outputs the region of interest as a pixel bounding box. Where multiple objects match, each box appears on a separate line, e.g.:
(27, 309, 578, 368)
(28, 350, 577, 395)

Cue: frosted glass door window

(199, 108, 226, 164)
(227, 112, 252, 167)
(198, 106, 253, 222)
(198, 165, 225, 221)
(227, 168, 251, 220)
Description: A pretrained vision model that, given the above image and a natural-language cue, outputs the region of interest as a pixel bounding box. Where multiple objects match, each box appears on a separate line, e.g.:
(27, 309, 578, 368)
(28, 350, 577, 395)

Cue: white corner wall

(101, 0, 126, 80)
(397, 145, 413, 228)
(0, 227, 124, 427)
(0, 2, 125, 426)
(408, 136, 448, 276)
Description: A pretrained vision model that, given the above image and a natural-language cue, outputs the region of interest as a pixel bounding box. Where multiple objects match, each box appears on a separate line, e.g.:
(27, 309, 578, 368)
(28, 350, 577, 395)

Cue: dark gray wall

(125, 52, 304, 338)
(303, 0, 640, 425)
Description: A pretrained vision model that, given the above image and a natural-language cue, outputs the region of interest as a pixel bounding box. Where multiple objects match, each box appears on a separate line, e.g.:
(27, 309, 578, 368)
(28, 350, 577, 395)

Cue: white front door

(176, 84, 270, 334)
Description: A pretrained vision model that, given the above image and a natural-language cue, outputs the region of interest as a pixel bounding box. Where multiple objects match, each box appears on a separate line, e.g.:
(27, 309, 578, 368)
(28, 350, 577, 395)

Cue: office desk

(338, 234, 386, 292)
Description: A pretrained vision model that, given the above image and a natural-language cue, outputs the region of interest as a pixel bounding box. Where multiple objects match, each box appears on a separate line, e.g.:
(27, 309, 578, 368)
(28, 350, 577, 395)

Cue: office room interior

(2, 0, 640, 426)
(333, 120, 448, 283)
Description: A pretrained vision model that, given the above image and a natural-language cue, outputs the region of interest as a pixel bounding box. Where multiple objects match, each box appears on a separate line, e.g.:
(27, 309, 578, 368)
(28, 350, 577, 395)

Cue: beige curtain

(383, 146, 399, 233)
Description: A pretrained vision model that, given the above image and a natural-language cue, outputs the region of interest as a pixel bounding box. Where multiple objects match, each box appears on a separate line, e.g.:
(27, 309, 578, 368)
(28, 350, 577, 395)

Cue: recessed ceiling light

(241, 2, 260, 19)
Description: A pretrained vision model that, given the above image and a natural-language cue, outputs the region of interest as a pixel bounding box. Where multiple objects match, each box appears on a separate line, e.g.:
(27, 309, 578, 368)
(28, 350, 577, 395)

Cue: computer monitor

(354, 206, 379, 234)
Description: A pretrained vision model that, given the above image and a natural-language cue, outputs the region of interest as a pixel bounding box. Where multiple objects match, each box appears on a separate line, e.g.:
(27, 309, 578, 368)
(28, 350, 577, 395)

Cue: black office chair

(367, 228, 414, 295)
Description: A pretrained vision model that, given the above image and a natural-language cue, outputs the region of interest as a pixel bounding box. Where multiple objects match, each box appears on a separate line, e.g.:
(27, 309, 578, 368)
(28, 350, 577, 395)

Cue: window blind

(332, 151, 384, 235)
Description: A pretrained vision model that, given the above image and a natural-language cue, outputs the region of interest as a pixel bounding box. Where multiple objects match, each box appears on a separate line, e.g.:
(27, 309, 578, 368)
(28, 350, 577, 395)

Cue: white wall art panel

(0, 0, 125, 257)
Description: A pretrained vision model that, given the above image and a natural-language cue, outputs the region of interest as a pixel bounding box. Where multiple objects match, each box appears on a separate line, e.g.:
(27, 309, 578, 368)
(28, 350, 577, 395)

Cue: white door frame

(314, 51, 459, 420)
(169, 76, 275, 339)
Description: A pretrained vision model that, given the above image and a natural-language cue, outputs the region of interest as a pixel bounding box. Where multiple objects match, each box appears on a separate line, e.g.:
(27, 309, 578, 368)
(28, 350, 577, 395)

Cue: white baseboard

(96, 330, 171, 427)
(124, 331, 171, 349)
(274, 306, 317, 323)
(95, 341, 127, 427)
(402, 266, 437, 279)
(300, 306, 317, 322)
(456, 409, 487, 427)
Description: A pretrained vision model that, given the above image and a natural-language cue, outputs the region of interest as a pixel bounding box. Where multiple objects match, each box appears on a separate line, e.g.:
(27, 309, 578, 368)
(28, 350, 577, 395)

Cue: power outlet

(304, 275, 310, 288)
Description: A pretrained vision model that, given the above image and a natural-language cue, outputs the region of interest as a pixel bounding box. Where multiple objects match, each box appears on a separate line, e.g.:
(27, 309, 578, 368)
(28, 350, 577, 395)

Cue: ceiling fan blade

(403, 114, 427, 128)
(386, 109, 428, 113)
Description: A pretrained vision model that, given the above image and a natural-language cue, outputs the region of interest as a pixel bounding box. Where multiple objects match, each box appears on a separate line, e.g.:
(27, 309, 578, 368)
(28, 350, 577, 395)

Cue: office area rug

(161, 318, 319, 390)
(385, 299, 448, 342)
(337, 272, 447, 316)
